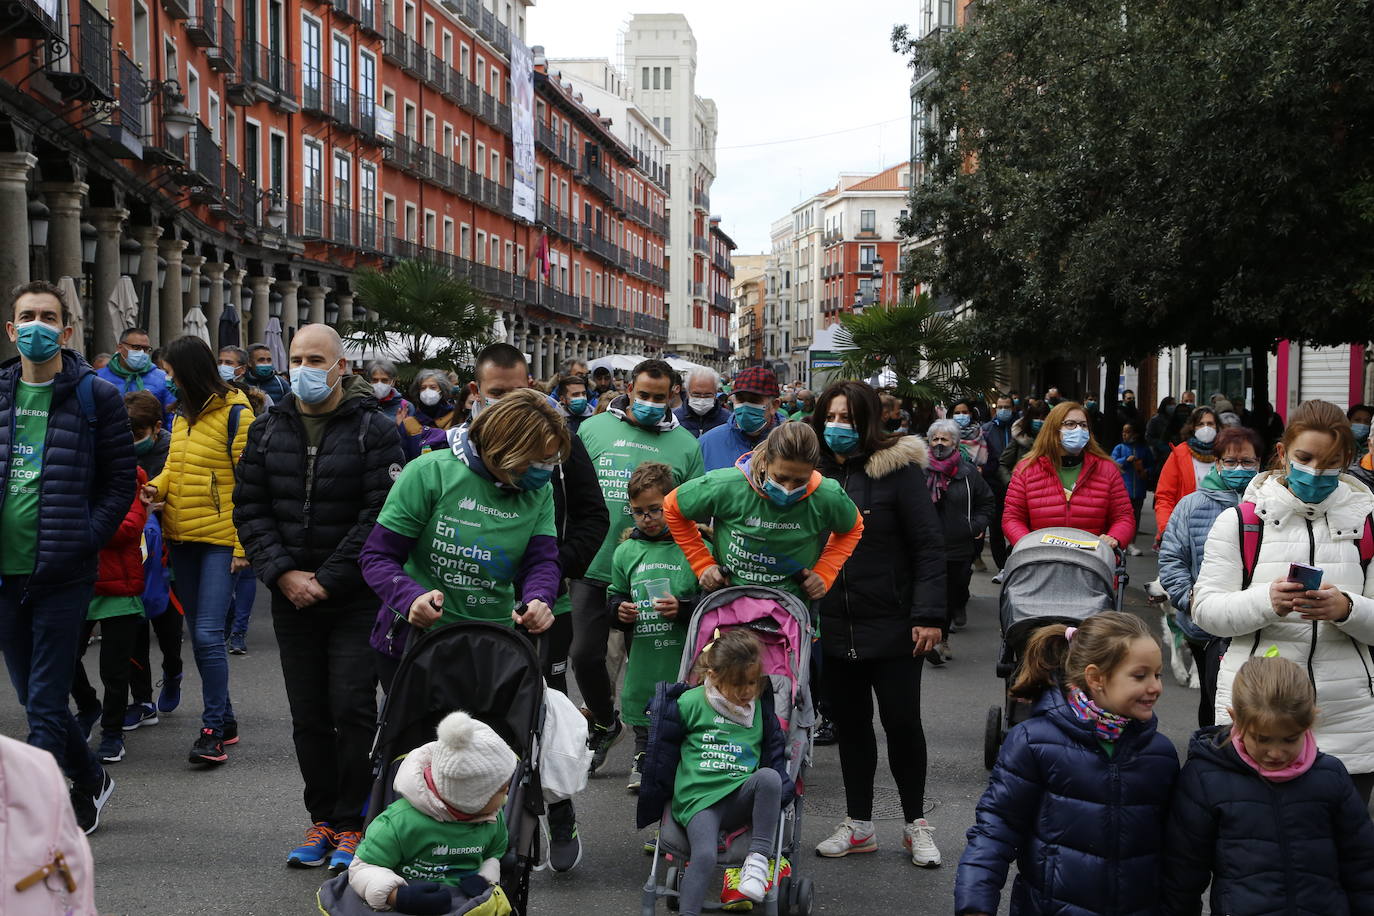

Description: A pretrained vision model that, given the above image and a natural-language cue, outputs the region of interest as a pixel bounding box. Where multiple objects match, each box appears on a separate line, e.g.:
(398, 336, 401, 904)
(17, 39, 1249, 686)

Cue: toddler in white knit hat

(348, 711, 518, 915)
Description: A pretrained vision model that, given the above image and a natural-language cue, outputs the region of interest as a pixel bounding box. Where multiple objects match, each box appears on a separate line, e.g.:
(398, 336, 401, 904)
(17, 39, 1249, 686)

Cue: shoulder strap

(225, 403, 245, 463)
(1359, 514, 1374, 576)
(75, 373, 98, 432)
(1236, 501, 1264, 590)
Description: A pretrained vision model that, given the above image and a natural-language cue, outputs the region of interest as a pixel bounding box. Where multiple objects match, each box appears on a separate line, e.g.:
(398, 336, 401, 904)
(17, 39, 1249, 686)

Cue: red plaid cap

(732, 366, 779, 398)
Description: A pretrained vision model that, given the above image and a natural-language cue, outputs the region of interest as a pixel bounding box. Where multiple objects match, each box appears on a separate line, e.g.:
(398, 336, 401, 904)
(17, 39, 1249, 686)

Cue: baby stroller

(641, 585, 817, 916)
(982, 528, 1128, 770)
(318, 621, 546, 916)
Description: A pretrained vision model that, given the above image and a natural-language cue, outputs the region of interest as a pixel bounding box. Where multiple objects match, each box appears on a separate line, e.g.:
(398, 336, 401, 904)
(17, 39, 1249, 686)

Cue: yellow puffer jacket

(150, 387, 254, 554)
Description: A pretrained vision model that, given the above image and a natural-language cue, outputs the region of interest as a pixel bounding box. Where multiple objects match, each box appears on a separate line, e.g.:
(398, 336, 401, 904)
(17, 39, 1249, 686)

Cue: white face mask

(371, 382, 391, 400)
(418, 388, 442, 407)
(688, 396, 716, 415)
(1194, 424, 1217, 444)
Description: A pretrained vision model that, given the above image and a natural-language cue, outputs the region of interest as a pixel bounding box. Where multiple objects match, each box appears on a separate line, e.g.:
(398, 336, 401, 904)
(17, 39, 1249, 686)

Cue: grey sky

(526, 1, 917, 253)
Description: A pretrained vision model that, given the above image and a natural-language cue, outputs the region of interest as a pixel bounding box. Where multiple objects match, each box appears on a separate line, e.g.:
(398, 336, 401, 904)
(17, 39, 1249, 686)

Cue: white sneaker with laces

(991, 571, 1004, 585)
(736, 852, 770, 902)
(815, 817, 877, 857)
(903, 819, 941, 867)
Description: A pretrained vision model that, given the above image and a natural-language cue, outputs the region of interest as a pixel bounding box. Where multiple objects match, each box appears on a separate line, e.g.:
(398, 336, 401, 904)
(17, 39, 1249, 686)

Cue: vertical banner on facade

(511, 37, 537, 223)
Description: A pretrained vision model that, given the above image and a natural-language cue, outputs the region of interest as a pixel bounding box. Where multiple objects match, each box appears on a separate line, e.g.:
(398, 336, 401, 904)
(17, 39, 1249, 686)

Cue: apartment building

(730, 252, 765, 369)
(818, 163, 910, 324)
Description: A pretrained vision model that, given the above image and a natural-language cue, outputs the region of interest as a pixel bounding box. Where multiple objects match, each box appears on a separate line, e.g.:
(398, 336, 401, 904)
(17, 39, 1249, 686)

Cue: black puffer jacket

(233, 378, 405, 600)
(818, 435, 946, 659)
(934, 456, 996, 562)
(551, 435, 608, 582)
(1163, 725, 1374, 916)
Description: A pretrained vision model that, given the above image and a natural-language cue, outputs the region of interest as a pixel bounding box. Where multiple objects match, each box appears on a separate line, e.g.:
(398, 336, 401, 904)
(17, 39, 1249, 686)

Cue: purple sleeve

(359, 523, 429, 617)
(517, 534, 562, 607)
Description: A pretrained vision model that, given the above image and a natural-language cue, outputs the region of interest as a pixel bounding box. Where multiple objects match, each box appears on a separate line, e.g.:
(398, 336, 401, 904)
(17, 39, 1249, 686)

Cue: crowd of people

(3, 277, 1374, 914)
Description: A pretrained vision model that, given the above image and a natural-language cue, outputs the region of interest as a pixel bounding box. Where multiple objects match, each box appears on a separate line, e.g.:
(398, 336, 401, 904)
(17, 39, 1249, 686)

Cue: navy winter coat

(1163, 726, 1374, 916)
(956, 687, 1179, 916)
(636, 681, 795, 830)
(674, 401, 731, 439)
(0, 351, 137, 587)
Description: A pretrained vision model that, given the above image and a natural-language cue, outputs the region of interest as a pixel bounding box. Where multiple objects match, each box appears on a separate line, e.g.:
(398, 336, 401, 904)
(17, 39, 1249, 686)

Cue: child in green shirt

(608, 462, 701, 793)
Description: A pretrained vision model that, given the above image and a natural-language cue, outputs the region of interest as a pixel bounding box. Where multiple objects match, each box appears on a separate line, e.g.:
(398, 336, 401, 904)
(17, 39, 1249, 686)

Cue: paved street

(0, 547, 1198, 915)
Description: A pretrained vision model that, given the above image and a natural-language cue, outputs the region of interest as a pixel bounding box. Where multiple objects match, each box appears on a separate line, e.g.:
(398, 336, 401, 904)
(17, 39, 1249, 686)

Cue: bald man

(232, 322, 406, 871)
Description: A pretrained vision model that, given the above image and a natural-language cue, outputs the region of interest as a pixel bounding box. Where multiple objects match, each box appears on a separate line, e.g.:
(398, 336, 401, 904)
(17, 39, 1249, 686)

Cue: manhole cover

(805, 785, 939, 820)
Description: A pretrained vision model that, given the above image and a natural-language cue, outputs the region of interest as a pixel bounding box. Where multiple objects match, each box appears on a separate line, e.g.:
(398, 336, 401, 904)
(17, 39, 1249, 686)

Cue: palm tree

(342, 258, 495, 377)
(833, 293, 1001, 406)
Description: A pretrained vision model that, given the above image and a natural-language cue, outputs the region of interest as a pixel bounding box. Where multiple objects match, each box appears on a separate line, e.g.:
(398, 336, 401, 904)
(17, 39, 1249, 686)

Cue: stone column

(88, 207, 128, 356)
(182, 254, 205, 322)
(42, 181, 88, 347)
(0, 153, 35, 360)
(335, 292, 354, 325)
(248, 274, 272, 345)
(301, 285, 326, 326)
(203, 261, 227, 350)
(276, 279, 301, 334)
(132, 225, 162, 343)
(157, 239, 187, 346)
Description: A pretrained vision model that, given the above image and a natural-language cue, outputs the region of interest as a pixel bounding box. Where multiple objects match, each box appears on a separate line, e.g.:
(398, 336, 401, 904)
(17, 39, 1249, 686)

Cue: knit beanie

(429, 711, 518, 814)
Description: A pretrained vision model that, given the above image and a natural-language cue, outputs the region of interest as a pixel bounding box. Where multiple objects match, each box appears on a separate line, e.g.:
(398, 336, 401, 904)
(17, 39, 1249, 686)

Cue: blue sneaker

(287, 822, 336, 868)
(122, 702, 158, 731)
(77, 706, 101, 740)
(328, 830, 361, 874)
(97, 731, 125, 763)
(157, 674, 182, 714)
(227, 632, 247, 655)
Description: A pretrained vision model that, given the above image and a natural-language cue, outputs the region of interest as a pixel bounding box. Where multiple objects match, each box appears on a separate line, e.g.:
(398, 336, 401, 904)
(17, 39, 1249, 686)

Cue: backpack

(1236, 500, 1374, 589)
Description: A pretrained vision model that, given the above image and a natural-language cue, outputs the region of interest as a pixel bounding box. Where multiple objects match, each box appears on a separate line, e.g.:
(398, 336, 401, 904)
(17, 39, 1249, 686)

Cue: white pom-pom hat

(429, 710, 518, 814)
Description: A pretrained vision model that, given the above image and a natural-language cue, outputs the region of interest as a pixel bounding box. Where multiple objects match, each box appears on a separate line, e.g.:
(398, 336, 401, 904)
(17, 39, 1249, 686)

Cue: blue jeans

(227, 568, 256, 636)
(0, 578, 104, 790)
(169, 543, 235, 732)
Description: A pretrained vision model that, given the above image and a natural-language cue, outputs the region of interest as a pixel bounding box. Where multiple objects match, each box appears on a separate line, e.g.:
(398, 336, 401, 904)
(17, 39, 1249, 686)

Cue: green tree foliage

(895, 0, 1374, 388)
(834, 293, 1002, 406)
(342, 258, 495, 378)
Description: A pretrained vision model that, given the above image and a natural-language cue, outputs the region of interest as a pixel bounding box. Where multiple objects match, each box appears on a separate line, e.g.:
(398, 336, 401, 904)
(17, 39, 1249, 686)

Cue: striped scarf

(1067, 686, 1129, 743)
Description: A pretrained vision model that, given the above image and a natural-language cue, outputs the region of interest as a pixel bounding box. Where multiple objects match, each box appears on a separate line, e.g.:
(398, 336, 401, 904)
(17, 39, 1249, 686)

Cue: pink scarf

(1231, 729, 1318, 782)
(926, 448, 962, 502)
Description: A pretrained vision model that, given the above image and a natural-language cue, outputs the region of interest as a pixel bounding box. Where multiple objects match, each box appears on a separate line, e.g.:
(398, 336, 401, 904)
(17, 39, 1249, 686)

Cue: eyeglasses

(1060, 420, 1090, 430)
(123, 343, 152, 353)
(1219, 458, 1261, 470)
(630, 506, 664, 520)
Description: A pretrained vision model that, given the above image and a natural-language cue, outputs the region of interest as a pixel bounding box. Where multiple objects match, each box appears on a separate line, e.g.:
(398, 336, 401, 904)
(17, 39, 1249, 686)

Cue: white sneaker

(991, 572, 1004, 585)
(815, 817, 877, 857)
(903, 819, 941, 867)
(1127, 545, 1143, 557)
(736, 852, 770, 902)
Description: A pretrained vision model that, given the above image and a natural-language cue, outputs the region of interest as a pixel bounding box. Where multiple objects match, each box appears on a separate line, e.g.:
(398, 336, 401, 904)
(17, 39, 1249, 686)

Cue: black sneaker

(925, 648, 946, 668)
(951, 608, 968, 631)
(71, 769, 115, 835)
(814, 718, 837, 746)
(97, 730, 125, 763)
(222, 719, 239, 746)
(547, 800, 583, 873)
(587, 716, 624, 774)
(189, 728, 228, 766)
(627, 753, 643, 793)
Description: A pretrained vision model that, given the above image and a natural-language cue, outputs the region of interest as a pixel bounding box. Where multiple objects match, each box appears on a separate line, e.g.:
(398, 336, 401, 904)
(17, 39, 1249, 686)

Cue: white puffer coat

(1193, 470, 1374, 773)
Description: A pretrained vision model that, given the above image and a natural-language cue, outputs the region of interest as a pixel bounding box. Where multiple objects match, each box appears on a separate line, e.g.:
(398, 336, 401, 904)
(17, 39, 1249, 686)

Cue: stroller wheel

(790, 876, 815, 916)
(664, 866, 681, 912)
(983, 706, 1003, 770)
(777, 875, 793, 914)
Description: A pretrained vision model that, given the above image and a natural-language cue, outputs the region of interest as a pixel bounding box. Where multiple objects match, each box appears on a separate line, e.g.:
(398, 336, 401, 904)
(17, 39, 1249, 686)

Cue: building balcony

(330, 0, 355, 22)
(458, 0, 479, 28)
(383, 25, 418, 73)
(185, 121, 222, 192)
(477, 6, 494, 41)
(238, 40, 297, 111)
(206, 7, 236, 72)
(99, 51, 145, 159)
(717, 336, 732, 354)
(160, 0, 190, 21)
(185, 0, 217, 46)
(0, 0, 60, 39)
(691, 282, 706, 299)
(712, 293, 732, 311)
(580, 226, 619, 264)
(593, 304, 617, 329)
(712, 254, 734, 278)
(143, 97, 186, 166)
(357, 0, 381, 35)
(912, 24, 952, 84)
(822, 228, 842, 245)
(693, 187, 710, 211)
(693, 235, 709, 255)
(45, 0, 114, 103)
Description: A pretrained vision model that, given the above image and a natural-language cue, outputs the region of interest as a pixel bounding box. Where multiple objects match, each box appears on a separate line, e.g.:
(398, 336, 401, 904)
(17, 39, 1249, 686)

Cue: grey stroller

(982, 527, 1128, 769)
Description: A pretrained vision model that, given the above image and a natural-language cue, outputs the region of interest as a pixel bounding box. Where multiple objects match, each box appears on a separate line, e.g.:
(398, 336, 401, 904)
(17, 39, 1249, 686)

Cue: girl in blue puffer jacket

(955, 611, 1179, 916)
(1163, 656, 1374, 916)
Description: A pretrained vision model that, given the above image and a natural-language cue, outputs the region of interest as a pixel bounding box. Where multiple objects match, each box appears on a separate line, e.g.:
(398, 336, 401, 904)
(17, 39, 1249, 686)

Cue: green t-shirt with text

(1, 381, 53, 576)
(670, 467, 858, 599)
(610, 534, 698, 726)
(376, 449, 556, 627)
(577, 412, 704, 583)
(671, 686, 765, 827)
(354, 799, 507, 885)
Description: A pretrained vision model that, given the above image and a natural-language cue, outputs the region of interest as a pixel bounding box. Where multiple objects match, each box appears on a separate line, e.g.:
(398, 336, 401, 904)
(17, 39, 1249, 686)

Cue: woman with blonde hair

(1193, 399, 1374, 802)
(361, 388, 569, 686)
(664, 421, 863, 601)
(1001, 400, 1136, 550)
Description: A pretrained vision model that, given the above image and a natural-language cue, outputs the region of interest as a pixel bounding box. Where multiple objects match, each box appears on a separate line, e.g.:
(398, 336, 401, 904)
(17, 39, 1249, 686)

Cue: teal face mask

(631, 398, 666, 426)
(15, 321, 61, 362)
(734, 403, 768, 435)
(568, 397, 588, 415)
(824, 423, 860, 454)
(1219, 467, 1257, 491)
(518, 461, 557, 491)
(1031, 419, 1044, 433)
(1286, 460, 1341, 504)
(764, 476, 806, 507)
(253, 364, 276, 379)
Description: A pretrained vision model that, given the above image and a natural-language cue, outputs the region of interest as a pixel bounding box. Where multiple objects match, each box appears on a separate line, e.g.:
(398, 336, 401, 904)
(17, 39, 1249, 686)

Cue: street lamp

(853, 290, 863, 312)
(119, 235, 141, 276)
(141, 80, 196, 141)
(156, 256, 167, 290)
(199, 275, 211, 306)
(27, 199, 49, 248)
(256, 190, 287, 232)
(872, 255, 885, 305)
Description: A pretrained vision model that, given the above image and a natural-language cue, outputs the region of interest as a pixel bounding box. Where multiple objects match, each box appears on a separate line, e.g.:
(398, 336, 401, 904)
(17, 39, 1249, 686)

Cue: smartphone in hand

(1288, 562, 1323, 592)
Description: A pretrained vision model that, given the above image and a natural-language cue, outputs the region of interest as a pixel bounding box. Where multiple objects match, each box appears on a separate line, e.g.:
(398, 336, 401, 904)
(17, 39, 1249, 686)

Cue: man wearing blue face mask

(699, 366, 782, 472)
(0, 281, 136, 834)
(981, 395, 1017, 573)
(96, 327, 174, 417)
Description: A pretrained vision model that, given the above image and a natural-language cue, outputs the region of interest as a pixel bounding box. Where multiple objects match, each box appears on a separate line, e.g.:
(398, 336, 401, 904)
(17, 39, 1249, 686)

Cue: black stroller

(317, 622, 546, 916)
(982, 528, 1128, 769)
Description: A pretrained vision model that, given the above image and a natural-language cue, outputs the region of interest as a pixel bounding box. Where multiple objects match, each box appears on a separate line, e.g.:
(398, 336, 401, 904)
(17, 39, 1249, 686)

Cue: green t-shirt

(610, 534, 698, 726)
(577, 412, 704, 583)
(1057, 462, 1083, 501)
(1, 380, 53, 576)
(354, 799, 508, 885)
(87, 595, 144, 622)
(375, 449, 556, 627)
(670, 466, 858, 599)
(671, 686, 765, 827)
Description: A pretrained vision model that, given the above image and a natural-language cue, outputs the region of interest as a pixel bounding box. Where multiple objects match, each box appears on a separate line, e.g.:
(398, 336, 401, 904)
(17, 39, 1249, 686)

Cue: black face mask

(884, 417, 901, 431)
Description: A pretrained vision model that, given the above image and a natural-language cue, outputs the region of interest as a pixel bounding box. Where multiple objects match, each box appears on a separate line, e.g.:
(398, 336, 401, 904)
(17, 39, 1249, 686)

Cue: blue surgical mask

(1031, 419, 1044, 433)
(253, 363, 276, 380)
(764, 476, 806, 507)
(1061, 427, 1090, 453)
(15, 321, 61, 362)
(1353, 422, 1371, 442)
(569, 396, 588, 415)
(289, 365, 338, 405)
(824, 422, 859, 454)
(1219, 467, 1257, 492)
(518, 461, 557, 491)
(123, 349, 151, 372)
(631, 397, 666, 426)
(954, 413, 972, 428)
(1286, 460, 1341, 504)
(217, 364, 239, 383)
(996, 409, 1012, 423)
(165, 377, 179, 402)
(734, 403, 767, 435)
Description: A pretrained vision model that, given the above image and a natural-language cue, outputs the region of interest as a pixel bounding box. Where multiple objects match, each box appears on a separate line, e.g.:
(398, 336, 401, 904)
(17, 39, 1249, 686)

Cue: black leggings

(822, 653, 928, 823)
(1186, 637, 1226, 728)
(71, 615, 142, 735)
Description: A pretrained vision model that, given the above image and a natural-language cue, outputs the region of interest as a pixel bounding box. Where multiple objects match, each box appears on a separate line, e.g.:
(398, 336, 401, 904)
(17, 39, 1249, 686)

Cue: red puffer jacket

(94, 467, 148, 598)
(1002, 452, 1136, 547)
